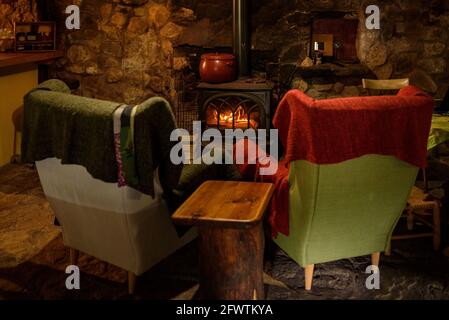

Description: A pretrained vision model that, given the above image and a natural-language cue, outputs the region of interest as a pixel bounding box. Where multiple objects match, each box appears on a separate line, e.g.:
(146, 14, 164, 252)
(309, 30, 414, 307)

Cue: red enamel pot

(199, 53, 237, 84)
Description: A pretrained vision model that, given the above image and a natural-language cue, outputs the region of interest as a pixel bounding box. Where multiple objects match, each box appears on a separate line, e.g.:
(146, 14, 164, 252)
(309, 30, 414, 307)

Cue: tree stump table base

(172, 181, 274, 300)
(198, 225, 264, 300)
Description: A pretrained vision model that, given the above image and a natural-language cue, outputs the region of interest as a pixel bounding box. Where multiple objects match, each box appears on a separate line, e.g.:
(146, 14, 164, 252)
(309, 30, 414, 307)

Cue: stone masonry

(2, 1, 449, 107)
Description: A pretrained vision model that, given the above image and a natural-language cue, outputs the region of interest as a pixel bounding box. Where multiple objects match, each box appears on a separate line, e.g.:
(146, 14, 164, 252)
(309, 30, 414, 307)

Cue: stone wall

(46, 0, 449, 107)
(250, 0, 449, 99)
(357, 0, 449, 98)
(50, 0, 187, 104)
(0, 0, 38, 30)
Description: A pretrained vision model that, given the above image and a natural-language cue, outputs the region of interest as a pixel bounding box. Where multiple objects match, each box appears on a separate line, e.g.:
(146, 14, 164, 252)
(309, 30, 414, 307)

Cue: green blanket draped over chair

(21, 79, 181, 197)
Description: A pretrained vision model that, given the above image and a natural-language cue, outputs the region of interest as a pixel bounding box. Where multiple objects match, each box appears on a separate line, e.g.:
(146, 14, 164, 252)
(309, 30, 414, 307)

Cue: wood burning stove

(198, 79, 273, 131)
(198, 0, 274, 131)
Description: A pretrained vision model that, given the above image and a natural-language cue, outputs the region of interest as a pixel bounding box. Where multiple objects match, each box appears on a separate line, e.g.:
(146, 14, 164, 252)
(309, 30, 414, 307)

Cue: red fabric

(274, 86, 434, 169)
(269, 86, 434, 236)
(233, 139, 290, 237)
(233, 139, 260, 181)
(261, 159, 290, 237)
(237, 86, 435, 237)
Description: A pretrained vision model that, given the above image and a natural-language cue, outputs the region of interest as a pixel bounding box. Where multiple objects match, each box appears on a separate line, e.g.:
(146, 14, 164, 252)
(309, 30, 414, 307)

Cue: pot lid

(201, 53, 236, 60)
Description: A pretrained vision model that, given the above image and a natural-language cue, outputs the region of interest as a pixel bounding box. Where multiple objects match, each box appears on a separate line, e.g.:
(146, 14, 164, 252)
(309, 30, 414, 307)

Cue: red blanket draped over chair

(236, 86, 435, 237)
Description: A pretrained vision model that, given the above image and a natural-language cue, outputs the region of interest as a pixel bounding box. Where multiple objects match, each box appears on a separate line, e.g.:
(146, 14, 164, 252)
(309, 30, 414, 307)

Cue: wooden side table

(173, 181, 274, 300)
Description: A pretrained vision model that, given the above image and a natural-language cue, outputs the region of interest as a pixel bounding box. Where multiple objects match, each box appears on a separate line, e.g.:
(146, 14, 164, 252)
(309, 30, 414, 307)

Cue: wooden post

(198, 224, 265, 300)
(423, 169, 429, 192)
(69, 248, 79, 265)
(433, 203, 441, 251)
(128, 272, 137, 295)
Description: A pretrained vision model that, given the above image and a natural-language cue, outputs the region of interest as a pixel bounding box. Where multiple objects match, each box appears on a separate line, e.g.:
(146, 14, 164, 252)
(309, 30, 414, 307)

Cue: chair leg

(11, 131, 17, 164)
(128, 272, 137, 295)
(423, 168, 428, 192)
(433, 203, 441, 251)
(371, 252, 380, 267)
(304, 265, 314, 291)
(406, 208, 414, 231)
(69, 248, 79, 265)
(385, 241, 391, 256)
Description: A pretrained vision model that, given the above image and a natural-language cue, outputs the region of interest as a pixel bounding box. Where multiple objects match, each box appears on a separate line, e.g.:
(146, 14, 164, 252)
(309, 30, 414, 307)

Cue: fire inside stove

(206, 96, 262, 130)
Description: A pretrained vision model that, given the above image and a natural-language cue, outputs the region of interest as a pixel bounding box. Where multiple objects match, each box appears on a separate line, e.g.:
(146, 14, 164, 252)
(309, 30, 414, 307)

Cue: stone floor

(1, 164, 449, 300)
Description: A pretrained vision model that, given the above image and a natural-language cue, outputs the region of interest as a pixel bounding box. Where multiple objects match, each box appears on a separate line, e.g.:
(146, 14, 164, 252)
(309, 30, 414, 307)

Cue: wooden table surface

(173, 180, 275, 228)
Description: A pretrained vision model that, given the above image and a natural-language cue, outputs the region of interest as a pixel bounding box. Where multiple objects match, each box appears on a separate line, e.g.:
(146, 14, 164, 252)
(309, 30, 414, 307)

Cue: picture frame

(312, 34, 334, 57)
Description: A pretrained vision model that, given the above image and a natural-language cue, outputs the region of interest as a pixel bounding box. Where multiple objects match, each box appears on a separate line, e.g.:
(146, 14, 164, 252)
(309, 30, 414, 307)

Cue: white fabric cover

(36, 158, 197, 275)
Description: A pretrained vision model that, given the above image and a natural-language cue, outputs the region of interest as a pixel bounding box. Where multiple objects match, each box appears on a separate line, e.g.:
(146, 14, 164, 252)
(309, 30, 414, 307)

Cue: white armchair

(36, 157, 197, 294)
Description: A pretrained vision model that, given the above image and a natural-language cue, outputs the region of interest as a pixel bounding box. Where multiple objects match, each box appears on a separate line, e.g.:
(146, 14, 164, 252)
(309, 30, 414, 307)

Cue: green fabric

(22, 79, 180, 197)
(274, 155, 418, 267)
(428, 115, 449, 151)
(164, 163, 241, 213)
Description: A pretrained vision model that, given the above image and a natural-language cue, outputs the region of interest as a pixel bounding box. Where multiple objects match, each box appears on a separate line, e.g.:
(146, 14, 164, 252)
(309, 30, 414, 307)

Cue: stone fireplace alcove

(171, 2, 373, 131)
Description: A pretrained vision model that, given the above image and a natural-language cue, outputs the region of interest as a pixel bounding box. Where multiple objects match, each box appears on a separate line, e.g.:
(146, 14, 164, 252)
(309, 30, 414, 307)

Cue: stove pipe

(233, 0, 250, 78)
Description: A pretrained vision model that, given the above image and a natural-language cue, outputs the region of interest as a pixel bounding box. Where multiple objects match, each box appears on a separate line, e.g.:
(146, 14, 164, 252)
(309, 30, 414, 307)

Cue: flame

(207, 106, 260, 129)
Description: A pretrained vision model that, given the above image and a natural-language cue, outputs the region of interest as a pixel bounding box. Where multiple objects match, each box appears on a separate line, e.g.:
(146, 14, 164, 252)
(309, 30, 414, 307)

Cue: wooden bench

(173, 181, 274, 300)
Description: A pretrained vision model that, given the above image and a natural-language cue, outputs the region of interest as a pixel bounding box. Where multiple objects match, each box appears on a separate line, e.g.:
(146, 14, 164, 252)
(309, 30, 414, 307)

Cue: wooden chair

(363, 77, 428, 191)
(363, 78, 429, 190)
(11, 105, 24, 164)
(389, 187, 441, 253)
(362, 78, 410, 91)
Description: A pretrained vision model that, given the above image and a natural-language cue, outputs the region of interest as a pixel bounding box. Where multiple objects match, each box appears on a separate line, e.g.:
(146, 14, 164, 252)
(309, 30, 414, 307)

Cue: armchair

(22, 80, 197, 294)
(36, 158, 197, 294)
(271, 87, 434, 291)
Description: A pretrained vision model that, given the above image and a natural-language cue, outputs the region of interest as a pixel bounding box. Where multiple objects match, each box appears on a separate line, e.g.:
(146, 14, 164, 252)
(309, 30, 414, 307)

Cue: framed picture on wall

(310, 14, 359, 62)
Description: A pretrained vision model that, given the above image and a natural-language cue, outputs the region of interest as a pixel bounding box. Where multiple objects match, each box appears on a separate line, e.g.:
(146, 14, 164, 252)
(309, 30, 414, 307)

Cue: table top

(172, 181, 275, 228)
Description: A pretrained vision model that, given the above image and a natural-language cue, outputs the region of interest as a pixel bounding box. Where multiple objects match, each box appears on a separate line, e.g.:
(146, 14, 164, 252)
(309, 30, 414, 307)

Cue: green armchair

(274, 155, 418, 290)
(269, 85, 433, 291)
